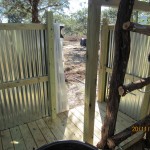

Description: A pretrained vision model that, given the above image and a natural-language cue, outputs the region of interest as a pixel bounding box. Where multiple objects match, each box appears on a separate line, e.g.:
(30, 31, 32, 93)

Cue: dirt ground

(63, 40, 86, 108)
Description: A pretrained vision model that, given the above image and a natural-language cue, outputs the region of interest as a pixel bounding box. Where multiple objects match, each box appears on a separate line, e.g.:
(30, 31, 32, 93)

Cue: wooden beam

(0, 76, 48, 90)
(98, 18, 109, 102)
(0, 23, 46, 30)
(100, 0, 150, 12)
(46, 11, 57, 119)
(84, 0, 100, 144)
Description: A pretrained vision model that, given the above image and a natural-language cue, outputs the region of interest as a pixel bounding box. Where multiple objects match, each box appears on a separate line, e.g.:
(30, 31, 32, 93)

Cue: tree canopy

(0, 0, 69, 23)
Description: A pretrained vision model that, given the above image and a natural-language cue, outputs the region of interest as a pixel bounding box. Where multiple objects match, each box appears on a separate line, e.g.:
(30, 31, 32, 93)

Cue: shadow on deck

(0, 102, 138, 150)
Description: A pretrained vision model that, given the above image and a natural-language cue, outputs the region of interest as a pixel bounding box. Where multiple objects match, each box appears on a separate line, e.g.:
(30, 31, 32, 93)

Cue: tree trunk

(97, 0, 135, 149)
(29, 0, 40, 23)
(118, 76, 150, 96)
(107, 114, 150, 149)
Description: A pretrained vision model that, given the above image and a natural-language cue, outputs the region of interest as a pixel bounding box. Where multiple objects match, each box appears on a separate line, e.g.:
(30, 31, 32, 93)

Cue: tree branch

(123, 21, 150, 36)
(107, 114, 150, 149)
(39, 3, 63, 11)
(118, 76, 150, 96)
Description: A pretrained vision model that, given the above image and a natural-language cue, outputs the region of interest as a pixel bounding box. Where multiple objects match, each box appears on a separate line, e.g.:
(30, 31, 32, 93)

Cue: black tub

(37, 140, 98, 150)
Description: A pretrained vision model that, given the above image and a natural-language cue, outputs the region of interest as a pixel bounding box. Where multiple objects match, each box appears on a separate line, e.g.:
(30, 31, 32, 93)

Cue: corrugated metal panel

(54, 24, 68, 113)
(106, 29, 150, 120)
(0, 29, 49, 130)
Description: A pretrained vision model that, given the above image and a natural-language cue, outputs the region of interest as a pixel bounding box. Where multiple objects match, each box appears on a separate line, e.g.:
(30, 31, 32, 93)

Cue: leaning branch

(123, 21, 150, 36)
(118, 76, 150, 96)
(107, 114, 150, 149)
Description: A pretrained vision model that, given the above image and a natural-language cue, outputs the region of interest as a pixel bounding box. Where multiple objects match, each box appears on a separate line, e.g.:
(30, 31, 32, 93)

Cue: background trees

(0, 0, 69, 23)
(0, 0, 150, 36)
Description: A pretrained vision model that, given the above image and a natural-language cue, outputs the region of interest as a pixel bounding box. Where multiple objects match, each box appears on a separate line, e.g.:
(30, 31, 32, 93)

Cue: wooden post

(46, 11, 57, 119)
(84, 0, 100, 144)
(98, 18, 109, 102)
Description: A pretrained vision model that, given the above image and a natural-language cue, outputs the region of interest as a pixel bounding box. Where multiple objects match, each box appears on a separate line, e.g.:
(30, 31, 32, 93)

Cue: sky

(66, 0, 107, 14)
(66, 0, 88, 13)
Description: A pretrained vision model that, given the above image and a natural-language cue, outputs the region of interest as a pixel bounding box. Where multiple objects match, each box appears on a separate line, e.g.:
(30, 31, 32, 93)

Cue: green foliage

(54, 8, 87, 36)
(1, 0, 69, 23)
(102, 8, 117, 24)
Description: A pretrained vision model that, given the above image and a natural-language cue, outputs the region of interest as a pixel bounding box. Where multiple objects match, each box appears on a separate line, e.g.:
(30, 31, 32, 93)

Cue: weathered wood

(97, 0, 135, 149)
(118, 76, 150, 96)
(0, 23, 46, 30)
(84, 0, 100, 144)
(0, 76, 48, 90)
(46, 11, 57, 119)
(123, 22, 150, 36)
(99, 0, 150, 12)
(107, 114, 150, 149)
(98, 19, 109, 102)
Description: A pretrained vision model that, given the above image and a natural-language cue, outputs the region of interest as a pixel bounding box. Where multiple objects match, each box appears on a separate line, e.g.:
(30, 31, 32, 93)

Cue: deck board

(0, 102, 138, 150)
(28, 122, 47, 148)
(58, 112, 83, 140)
(1, 129, 14, 150)
(43, 117, 66, 140)
(10, 126, 26, 150)
(19, 124, 37, 150)
(0, 136, 2, 150)
(36, 119, 56, 143)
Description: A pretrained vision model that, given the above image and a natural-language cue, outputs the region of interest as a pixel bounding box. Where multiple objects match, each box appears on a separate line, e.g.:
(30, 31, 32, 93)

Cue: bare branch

(123, 21, 150, 36)
(118, 76, 150, 96)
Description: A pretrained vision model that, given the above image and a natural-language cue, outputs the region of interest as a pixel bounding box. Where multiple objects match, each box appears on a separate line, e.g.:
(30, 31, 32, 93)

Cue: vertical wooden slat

(84, 0, 100, 144)
(98, 18, 109, 102)
(46, 11, 57, 119)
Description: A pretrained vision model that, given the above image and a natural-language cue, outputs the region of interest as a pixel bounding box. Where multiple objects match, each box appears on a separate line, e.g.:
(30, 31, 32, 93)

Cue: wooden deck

(0, 102, 137, 150)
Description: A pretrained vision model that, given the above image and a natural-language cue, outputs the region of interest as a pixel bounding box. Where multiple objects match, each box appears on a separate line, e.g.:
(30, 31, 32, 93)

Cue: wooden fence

(98, 19, 150, 120)
(0, 12, 68, 130)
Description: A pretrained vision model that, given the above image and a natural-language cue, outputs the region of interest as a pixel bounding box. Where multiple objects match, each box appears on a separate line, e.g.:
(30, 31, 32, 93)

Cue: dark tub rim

(37, 140, 98, 150)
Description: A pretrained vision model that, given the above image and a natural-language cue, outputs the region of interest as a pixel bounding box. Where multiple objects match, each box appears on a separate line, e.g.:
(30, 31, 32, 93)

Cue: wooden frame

(0, 23, 46, 30)
(0, 76, 48, 90)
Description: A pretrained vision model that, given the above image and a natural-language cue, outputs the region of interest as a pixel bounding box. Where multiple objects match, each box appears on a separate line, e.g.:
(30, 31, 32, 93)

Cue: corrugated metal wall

(105, 29, 150, 120)
(0, 29, 50, 130)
